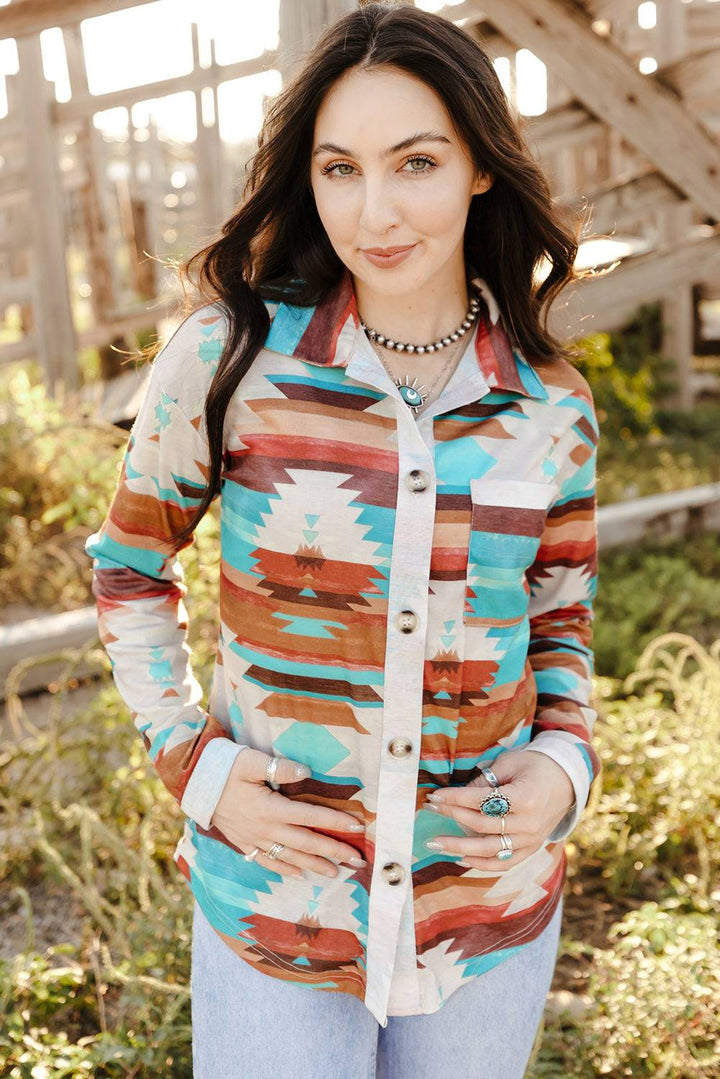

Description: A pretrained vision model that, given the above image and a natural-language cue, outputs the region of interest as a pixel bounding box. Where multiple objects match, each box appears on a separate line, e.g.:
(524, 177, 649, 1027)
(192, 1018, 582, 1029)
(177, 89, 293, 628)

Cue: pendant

(395, 375, 428, 412)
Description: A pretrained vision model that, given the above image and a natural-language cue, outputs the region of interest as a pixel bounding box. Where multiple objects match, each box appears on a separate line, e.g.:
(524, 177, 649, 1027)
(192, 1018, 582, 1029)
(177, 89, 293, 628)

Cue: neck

(353, 259, 472, 346)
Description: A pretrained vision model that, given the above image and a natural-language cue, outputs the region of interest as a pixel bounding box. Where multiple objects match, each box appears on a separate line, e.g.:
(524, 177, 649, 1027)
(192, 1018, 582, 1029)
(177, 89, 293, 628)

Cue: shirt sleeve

(523, 380, 601, 842)
(84, 312, 247, 831)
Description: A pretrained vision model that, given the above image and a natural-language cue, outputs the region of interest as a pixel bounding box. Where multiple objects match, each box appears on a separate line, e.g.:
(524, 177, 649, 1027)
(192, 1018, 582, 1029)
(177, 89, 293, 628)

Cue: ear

(472, 171, 494, 196)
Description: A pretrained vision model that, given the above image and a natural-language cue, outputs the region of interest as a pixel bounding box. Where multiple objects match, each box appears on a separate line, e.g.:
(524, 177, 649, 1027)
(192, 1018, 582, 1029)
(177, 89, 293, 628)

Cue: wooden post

(193, 24, 224, 243)
(16, 33, 77, 393)
(278, 0, 358, 83)
(660, 200, 695, 411)
(63, 23, 116, 324)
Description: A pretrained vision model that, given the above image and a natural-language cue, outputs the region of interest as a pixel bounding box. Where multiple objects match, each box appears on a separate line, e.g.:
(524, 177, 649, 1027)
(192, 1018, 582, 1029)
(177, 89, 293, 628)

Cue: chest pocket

(463, 477, 558, 627)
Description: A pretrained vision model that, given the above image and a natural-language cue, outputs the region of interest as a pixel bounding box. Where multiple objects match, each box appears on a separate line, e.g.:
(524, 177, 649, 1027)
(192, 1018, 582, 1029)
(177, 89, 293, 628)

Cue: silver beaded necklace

(359, 292, 481, 413)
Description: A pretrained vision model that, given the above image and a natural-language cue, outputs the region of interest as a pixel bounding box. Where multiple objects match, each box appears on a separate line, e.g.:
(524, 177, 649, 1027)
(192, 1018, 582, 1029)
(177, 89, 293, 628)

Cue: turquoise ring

(478, 791, 512, 817)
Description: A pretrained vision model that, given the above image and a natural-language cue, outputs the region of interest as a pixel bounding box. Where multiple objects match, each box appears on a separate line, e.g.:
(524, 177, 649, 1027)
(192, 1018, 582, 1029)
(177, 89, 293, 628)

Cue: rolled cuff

(180, 738, 249, 830)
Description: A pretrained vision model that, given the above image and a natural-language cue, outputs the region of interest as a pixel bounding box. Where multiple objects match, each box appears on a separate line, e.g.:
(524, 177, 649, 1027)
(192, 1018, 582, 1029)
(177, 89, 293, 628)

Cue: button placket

(363, 400, 437, 1027)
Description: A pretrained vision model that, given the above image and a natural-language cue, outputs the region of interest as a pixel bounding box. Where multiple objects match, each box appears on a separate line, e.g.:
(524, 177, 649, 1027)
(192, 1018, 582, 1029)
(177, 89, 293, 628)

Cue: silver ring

(497, 833, 514, 861)
(480, 767, 500, 788)
(266, 842, 285, 860)
(244, 846, 261, 862)
(265, 755, 281, 790)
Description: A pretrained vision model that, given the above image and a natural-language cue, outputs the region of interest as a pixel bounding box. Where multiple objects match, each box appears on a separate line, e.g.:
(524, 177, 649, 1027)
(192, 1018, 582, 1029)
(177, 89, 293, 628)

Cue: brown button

(405, 469, 429, 493)
(395, 609, 418, 633)
(388, 737, 412, 758)
(381, 862, 405, 885)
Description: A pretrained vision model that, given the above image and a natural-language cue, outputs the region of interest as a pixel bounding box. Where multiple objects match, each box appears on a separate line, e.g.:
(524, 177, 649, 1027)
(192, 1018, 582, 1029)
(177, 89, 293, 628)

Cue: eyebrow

(311, 131, 452, 159)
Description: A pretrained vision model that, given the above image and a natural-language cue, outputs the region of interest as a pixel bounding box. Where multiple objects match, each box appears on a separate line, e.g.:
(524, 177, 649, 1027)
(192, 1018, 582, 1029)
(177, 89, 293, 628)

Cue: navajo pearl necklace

(359, 292, 481, 413)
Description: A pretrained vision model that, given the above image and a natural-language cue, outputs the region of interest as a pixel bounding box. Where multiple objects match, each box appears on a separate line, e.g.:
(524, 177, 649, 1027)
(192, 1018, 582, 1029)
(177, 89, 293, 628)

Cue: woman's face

(310, 65, 492, 299)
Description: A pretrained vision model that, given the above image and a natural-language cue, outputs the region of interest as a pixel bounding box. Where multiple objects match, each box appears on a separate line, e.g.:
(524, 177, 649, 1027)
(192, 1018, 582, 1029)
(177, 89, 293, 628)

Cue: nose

(357, 175, 402, 235)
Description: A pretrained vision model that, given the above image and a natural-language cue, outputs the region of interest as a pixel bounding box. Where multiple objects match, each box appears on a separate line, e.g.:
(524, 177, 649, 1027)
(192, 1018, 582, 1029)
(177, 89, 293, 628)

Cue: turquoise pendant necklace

(359, 292, 481, 414)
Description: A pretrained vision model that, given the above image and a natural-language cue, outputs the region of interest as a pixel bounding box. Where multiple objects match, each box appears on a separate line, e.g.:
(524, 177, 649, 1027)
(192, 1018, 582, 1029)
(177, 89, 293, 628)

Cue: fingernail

(425, 803, 443, 813)
(347, 822, 365, 832)
(425, 840, 444, 850)
(349, 857, 366, 867)
(427, 792, 442, 802)
(294, 764, 312, 779)
(457, 860, 472, 868)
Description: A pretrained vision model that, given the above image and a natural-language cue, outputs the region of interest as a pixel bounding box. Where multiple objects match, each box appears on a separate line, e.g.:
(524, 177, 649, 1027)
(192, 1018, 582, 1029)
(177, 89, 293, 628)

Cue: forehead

(313, 66, 451, 142)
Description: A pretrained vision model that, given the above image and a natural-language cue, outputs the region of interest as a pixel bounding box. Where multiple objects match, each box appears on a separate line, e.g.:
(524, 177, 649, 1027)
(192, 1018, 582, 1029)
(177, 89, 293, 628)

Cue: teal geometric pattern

(273, 721, 350, 774)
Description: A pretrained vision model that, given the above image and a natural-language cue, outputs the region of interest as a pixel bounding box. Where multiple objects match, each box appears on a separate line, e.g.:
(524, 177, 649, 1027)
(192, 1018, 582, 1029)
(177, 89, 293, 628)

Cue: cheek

(398, 181, 467, 238)
(415, 188, 471, 237)
(313, 187, 357, 243)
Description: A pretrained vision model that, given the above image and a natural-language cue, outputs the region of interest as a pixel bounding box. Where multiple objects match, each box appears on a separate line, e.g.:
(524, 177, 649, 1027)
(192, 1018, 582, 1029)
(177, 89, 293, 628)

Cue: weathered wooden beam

(278, 0, 357, 83)
(0, 0, 158, 39)
(0, 305, 159, 367)
(0, 335, 37, 366)
(53, 50, 279, 124)
(597, 483, 720, 549)
(528, 48, 720, 156)
(0, 607, 99, 702)
(528, 102, 604, 151)
(16, 34, 77, 393)
(549, 232, 720, 340)
(464, 0, 720, 221)
(563, 170, 684, 236)
(662, 48, 720, 118)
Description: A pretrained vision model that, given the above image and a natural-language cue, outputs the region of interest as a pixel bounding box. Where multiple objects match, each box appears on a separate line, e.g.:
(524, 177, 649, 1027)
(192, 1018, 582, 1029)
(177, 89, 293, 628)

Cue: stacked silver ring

(244, 840, 286, 862)
(497, 834, 514, 861)
(265, 755, 281, 790)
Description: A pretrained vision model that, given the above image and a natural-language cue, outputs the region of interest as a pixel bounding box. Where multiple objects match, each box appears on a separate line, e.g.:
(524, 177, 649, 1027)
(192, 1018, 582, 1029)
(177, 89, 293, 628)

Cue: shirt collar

(263, 264, 549, 401)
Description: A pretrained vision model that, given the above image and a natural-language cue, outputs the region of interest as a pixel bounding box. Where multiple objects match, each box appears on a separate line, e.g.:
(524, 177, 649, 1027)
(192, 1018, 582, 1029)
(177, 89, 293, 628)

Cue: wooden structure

(0, 0, 719, 407)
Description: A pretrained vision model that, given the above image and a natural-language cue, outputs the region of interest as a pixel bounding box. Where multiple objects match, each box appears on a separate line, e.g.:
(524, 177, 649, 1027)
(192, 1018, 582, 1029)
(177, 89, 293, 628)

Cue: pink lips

(362, 244, 416, 256)
(361, 244, 418, 268)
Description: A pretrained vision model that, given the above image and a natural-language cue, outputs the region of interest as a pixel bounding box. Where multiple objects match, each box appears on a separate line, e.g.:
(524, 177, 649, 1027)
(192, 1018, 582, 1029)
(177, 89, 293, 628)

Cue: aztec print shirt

(85, 266, 600, 1027)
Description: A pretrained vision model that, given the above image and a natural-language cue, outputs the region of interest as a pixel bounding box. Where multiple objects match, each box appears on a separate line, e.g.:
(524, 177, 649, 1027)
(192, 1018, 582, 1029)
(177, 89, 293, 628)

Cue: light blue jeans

(191, 893, 563, 1079)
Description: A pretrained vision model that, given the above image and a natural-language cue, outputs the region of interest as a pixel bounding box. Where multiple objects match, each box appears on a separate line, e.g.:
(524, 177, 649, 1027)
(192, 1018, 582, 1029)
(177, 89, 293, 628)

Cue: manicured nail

(294, 764, 312, 778)
(347, 822, 365, 832)
(427, 792, 442, 802)
(349, 857, 366, 867)
(457, 860, 472, 868)
(425, 840, 444, 850)
(425, 803, 443, 813)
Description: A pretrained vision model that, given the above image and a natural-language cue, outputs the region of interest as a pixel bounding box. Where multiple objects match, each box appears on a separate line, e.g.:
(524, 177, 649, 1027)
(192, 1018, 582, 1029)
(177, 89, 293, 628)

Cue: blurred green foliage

(574, 302, 676, 438)
(0, 369, 126, 609)
(595, 533, 720, 680)
(532, 901, 720, 1078)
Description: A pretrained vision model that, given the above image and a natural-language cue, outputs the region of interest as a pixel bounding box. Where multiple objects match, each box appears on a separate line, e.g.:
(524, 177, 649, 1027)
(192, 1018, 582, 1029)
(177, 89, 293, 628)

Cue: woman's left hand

(422, 750, 575, 869)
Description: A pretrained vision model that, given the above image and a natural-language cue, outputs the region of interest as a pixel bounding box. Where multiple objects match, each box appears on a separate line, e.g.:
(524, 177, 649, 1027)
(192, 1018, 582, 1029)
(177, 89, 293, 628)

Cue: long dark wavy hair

(167, 0, 589, 545)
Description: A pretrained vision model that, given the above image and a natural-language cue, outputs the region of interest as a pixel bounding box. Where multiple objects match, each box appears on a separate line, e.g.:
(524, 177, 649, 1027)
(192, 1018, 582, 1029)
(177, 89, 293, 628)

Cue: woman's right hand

(209, 748, 367, 879)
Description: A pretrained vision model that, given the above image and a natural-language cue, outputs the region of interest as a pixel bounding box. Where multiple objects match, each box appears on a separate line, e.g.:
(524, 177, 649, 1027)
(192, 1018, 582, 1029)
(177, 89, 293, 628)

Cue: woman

(86, 3, 600, 1076)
